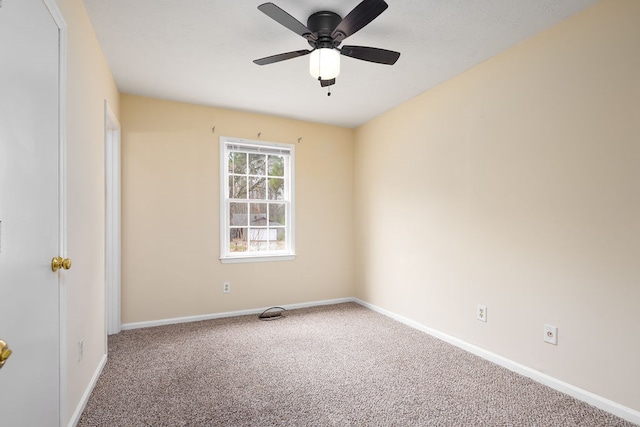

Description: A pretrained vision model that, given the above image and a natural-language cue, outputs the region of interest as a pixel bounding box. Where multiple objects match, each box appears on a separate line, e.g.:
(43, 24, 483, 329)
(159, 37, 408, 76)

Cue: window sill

(219, 254, 296, 264)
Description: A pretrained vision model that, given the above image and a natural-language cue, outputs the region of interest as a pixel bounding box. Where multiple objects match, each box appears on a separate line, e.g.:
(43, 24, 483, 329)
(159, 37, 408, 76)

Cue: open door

(0, 0, 67, 424)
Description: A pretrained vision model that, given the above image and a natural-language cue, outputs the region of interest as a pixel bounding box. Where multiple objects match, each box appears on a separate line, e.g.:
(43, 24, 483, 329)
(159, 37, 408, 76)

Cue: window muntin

(220, 137, 294, 262)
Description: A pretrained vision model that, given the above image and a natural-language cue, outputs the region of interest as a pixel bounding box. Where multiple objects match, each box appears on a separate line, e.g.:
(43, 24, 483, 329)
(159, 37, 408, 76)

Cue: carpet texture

(79, 303, 635, 426)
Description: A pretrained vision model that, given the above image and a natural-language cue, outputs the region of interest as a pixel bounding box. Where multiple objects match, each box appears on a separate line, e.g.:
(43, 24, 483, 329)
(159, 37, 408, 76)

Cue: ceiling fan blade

(340, 45, 400, 65)
(253, 49, 312, 66)
(320, 78, 336, 87)
(331, 0, 388, 43)
(258, 3, 317, 42)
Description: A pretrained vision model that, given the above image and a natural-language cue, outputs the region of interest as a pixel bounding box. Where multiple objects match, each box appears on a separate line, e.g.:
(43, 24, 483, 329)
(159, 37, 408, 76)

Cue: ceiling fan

(253, 0, 400, 90)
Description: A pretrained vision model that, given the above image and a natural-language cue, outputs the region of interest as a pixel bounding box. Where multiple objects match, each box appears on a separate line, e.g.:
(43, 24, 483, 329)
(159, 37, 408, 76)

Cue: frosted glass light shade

(309, 48, 340, 80)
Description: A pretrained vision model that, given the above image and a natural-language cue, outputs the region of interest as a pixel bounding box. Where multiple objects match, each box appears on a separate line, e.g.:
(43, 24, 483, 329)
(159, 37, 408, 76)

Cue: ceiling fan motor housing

(307, 11, 342, 48)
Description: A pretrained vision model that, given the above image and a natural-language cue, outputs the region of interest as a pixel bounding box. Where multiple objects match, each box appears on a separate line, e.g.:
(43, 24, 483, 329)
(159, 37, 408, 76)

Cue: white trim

(104, 101, 122, 336)
(220, 254, 296, 264)
(353, 298, 640, 426)
(42, 0, 68, 425)
(219, 136, 296, 262)
(121, 297, 354, 330)
(66, 353, 107, 427)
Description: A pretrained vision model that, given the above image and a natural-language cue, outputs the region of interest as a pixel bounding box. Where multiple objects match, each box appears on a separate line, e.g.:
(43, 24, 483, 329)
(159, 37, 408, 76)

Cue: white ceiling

(84, 0, 598, 128)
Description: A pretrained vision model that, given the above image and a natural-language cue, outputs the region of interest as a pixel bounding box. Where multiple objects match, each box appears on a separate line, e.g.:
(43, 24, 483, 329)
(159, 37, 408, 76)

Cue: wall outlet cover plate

(477, 305, 487, 322)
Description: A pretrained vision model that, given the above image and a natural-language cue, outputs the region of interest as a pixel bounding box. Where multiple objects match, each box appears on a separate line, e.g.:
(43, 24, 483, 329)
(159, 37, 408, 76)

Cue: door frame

(105, 101, 122, 336)
(42, 0, 68, 424)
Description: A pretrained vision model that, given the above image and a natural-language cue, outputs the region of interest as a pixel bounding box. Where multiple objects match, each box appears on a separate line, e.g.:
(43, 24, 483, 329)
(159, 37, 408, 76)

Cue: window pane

(269, 203, 286, 226)
(230, 203, 247, 226)
(248, 228, 269, 252)
(249, 227, 275, 252)
(229, 228, 247, 252)
(230, 152, 247, 174)
(250, 203, 267, 226)
(231, 176, 247, 199)
(269, 229, 286, 251)
(268, 155, 284, 177)
(249, 153, 266, 175)
(268, 178, 285, 200)
(249, 176, 266, 199)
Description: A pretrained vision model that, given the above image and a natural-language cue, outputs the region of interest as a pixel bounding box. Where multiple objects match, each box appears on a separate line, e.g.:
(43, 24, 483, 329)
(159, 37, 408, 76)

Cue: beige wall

(56, 0, 120, 423)
(355, 0, 639, 413)
(63, 0, 638, 419)
(120, 95, 354, 323)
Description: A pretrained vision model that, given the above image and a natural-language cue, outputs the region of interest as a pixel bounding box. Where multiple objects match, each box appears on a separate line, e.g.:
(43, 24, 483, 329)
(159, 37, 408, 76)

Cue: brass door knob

(51, 256, 72, 272)
(0, 340, 12, 369)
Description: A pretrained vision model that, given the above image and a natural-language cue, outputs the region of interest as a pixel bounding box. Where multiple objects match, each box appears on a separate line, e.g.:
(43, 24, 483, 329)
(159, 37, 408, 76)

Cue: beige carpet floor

(78, 303, 636, 426)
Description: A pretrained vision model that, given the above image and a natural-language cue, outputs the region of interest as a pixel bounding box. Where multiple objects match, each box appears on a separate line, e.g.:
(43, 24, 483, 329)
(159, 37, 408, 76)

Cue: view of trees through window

(227, 150, 287, 252)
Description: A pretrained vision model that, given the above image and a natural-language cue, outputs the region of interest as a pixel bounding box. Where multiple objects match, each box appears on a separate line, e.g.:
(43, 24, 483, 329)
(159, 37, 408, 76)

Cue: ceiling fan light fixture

(309, 48, 340, 80)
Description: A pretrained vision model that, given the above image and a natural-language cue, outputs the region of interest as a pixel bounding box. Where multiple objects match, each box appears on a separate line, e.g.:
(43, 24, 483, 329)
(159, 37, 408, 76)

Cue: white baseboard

(354, 298, 640, 426)
(67, 353, 108, 427)
(121, 297, 355, 331)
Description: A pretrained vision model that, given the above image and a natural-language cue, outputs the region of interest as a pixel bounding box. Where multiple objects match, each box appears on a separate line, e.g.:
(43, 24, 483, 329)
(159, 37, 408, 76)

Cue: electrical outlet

(78, 338, 84, 362)
(222, 282, 231, 293)
(477, 305, 487, 322)
(544, 324, 558, 345)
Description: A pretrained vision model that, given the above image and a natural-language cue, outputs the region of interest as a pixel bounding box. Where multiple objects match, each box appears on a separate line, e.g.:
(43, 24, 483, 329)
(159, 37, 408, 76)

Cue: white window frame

(219, 136, 295, 263)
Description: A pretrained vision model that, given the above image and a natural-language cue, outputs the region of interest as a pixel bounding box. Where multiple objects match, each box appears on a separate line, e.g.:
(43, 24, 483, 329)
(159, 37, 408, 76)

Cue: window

(220, 137, 295, 263)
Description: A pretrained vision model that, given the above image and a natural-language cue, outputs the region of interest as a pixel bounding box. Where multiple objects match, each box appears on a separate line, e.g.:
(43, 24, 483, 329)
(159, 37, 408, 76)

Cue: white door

(0, 0, 63, 425)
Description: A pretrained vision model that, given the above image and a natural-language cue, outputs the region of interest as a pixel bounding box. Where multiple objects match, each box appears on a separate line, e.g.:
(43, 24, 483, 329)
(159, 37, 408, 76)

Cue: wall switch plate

(222, 282, 231, 293)
(477, 305, 487, 322)
(544, 324, 558, 345)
